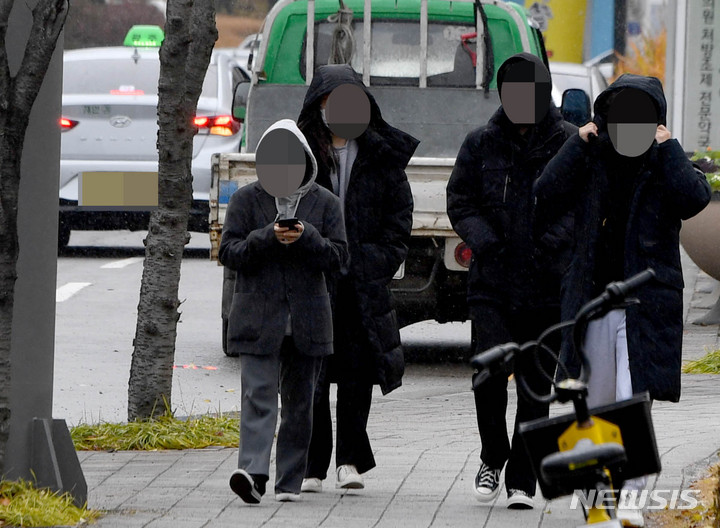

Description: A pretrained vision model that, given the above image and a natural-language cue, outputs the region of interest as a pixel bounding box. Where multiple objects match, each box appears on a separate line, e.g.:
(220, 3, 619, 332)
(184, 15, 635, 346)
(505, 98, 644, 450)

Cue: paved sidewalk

(79, 254, 720, 528)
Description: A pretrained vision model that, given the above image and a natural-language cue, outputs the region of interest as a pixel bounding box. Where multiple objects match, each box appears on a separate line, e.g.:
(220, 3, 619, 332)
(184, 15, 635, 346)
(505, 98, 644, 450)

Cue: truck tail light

(454, 242, 472, 268)
(60, 117, 79, 131)
(194, 115, 241, 136)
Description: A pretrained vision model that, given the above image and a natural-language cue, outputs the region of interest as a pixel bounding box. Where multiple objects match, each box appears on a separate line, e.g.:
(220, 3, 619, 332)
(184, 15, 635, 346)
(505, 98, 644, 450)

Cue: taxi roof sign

(123, 25, 164, 47)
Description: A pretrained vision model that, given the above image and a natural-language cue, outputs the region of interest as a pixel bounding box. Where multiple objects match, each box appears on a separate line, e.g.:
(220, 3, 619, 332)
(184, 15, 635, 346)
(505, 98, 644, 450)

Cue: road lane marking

(101, 257, 144, 269)
(56, 282, 91, 303)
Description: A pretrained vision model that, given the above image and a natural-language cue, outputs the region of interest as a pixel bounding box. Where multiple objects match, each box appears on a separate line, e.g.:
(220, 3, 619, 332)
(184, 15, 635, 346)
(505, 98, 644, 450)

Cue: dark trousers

(470, 303, 559, 496)
(238, 337, 322, 494)
(305, 358, 376, 478)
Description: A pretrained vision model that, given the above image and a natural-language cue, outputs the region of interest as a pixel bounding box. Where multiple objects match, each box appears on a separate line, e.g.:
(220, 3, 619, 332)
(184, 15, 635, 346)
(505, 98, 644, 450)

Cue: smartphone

(276, 217, 299, 231)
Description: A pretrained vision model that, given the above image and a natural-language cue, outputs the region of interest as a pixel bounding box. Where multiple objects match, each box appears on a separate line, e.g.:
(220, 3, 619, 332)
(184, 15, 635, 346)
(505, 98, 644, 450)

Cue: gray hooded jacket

(219, 120, 349, 357)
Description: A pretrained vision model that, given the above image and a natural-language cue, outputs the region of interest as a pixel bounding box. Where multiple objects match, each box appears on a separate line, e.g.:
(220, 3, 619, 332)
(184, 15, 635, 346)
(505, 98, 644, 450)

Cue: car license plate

(79, 171, 158, 208)
(393, 262, 405, 280)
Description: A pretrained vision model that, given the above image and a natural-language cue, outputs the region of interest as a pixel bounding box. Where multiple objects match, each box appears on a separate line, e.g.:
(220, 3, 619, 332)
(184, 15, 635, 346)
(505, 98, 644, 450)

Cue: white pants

(583, 309, 647, 493)
(584, 309, 632, 408)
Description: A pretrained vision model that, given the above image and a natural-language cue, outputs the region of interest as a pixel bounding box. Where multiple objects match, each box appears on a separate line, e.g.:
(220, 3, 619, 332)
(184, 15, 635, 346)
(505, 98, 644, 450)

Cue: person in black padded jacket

(447, 53, 576, 509)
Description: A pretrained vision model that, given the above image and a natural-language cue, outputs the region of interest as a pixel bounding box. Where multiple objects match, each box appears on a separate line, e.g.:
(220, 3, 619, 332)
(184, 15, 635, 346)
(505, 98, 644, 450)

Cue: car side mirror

(233, 80, 251, 122)
(561, 88, 592, 127)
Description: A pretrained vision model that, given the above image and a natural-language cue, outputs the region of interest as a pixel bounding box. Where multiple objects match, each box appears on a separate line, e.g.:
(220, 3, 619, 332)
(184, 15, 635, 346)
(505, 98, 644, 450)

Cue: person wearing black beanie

(447, 53, 576, 509)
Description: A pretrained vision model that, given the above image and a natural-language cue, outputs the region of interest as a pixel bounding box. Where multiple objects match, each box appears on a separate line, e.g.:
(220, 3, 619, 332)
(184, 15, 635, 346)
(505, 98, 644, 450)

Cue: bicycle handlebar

(469, 268, 656, 393)
(470, 342, 518, 389)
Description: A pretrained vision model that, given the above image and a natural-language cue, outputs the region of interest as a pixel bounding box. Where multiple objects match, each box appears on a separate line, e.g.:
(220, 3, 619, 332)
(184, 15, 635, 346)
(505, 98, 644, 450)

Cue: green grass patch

(0, 479, 99, 527)
(683, 349, 720, 374)
(71, 413, 239, 451)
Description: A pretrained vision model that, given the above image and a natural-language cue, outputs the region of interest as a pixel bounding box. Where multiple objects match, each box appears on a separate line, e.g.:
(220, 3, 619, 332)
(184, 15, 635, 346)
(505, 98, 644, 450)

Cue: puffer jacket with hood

(298, 65, 419, 395)
(534, 74, 712, 402)
(219, 119, 349, 358)
(447, 52, 577, 309)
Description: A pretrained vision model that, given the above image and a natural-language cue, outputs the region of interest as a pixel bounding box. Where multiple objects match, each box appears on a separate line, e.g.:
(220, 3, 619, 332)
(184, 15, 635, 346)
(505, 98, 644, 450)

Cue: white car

(59, 38, 249, 248)
(550, 61, 609, 123)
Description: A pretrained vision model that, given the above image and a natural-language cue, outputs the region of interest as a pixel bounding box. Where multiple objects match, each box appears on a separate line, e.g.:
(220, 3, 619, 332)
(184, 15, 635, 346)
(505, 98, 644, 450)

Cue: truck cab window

(302, 20, 477, 87)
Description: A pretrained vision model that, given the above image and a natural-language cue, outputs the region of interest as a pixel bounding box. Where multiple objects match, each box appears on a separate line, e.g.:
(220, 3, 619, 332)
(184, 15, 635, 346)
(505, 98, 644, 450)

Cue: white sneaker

(617, 506, 645, 527)
(301, 478, 323, 493)
(275, 492, 301, 502)
(617, 488, 645, 527)
(336, 464, 364, 489)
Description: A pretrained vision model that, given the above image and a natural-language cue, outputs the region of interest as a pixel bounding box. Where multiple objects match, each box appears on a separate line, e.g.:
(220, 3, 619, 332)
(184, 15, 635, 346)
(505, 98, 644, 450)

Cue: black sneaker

(230, 469, 263, 504)
(507, 488, 534, 509)
(473, 462, 501, 502)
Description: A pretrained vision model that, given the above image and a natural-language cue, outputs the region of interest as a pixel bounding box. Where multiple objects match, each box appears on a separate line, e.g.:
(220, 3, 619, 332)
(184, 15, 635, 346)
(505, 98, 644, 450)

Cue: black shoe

(507, 488, 534, 509)
(230, 469, 263, 504)
(473, 462, 501, 502)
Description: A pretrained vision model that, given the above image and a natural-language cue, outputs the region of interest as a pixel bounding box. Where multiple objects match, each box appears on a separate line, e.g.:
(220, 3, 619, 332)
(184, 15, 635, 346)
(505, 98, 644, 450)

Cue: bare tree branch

(185, 1, 217, 109)
(0, 1, 13, 114)
(13, 0, 68, 116)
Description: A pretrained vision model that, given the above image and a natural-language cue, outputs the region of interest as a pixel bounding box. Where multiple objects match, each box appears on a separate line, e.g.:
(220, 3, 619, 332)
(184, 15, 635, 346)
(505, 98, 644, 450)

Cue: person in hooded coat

(219, 119, 348, 504)
(446, 53, 577, 509)
(297, 64, 419, 491)
(534, 75, 710, 525)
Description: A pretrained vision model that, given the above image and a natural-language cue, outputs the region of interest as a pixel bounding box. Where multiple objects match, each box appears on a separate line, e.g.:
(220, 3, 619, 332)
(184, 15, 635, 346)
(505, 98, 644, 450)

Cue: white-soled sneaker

(301, 478, 323, 493)
(616, 507, 645, 527)
(336, 464, 364, 489)
(617, 488, 645, 526)
(507, 489, 534, 509)
(275, 492, 301, 502)
(229, 469, 262, 505)
(473, 462, 501, 502)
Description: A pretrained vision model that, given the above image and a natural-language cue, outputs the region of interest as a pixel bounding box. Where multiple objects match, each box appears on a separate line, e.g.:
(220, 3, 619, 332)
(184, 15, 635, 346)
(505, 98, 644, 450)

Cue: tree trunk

(127, 0, 217, 421)
(0, 0, 68, 474)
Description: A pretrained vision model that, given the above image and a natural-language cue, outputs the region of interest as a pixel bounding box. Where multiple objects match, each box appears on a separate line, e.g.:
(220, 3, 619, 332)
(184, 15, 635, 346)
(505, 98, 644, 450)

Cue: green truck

(210, 0, 582, 354)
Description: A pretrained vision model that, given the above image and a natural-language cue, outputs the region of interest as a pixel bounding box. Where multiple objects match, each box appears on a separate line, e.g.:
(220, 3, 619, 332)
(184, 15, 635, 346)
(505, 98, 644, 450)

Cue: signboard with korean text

(683, 0, 720, 151)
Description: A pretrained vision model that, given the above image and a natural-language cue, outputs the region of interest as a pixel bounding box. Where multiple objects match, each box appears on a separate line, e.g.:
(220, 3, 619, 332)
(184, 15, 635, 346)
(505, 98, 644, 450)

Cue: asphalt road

(54, 230, 474, 426)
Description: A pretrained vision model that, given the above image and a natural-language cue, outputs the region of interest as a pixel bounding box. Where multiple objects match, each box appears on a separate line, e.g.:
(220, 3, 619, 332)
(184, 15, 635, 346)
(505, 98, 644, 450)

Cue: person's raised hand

(579, 122, 598, 143)
(655, 124, 671, 144)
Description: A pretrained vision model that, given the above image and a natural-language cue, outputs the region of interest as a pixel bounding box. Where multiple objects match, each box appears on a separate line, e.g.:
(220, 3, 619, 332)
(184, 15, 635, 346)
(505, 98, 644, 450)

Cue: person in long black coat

(297, 64, 419, 491)
(534, 75, 711, 524)
(447, 53, 577, 509)
(535, 74, 711, 403)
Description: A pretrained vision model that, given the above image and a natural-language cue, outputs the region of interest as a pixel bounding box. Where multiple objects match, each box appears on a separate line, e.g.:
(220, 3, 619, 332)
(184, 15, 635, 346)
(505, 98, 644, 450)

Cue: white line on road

(56, 282, 92, 303)
(101, 257, 144, 269)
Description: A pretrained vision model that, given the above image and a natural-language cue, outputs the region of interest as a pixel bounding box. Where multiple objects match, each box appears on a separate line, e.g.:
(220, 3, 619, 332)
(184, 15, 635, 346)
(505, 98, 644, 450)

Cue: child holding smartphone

(219, 119, 348, 503)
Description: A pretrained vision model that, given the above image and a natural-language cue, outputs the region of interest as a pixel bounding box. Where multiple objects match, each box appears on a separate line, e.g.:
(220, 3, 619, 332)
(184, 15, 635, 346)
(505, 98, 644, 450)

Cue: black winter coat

(534, 74, 712, 402)
(298, 65, 419, 395)
(447, 105, 576, 309)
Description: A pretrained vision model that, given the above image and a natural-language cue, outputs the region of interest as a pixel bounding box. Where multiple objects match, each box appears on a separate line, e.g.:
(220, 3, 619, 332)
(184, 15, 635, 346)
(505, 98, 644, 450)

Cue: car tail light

(60, 117, 79, 131)
(454, 242, 473, 268)
(194, 115, 241, 136)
